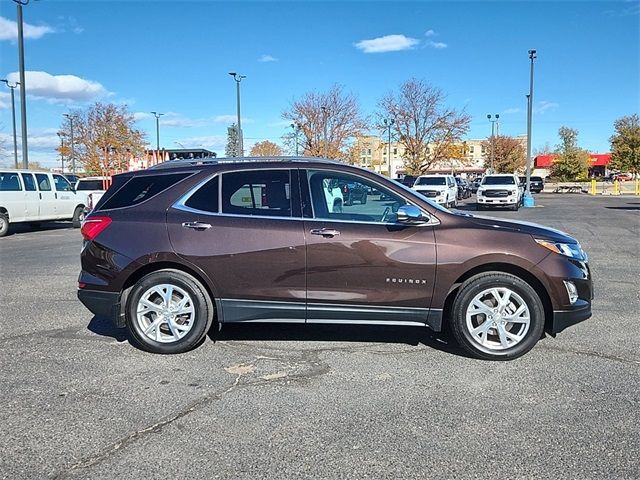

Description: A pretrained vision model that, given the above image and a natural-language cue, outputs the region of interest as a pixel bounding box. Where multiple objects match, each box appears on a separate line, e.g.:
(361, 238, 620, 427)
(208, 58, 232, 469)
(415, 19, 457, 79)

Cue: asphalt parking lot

(1, 193, 638, 479)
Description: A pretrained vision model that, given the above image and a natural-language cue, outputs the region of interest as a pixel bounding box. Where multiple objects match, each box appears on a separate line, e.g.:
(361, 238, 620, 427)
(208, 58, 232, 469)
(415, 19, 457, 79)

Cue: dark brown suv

(78, 158, 592, 360)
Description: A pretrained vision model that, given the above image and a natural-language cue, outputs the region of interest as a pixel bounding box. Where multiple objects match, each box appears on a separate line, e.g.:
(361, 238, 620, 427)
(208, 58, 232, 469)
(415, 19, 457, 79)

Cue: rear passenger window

(99, 173, 192, 210)
(184, 177, 219, 213)
(20, 173, 36, 191)
(0, 172, 22, 191)
(222, 170, 291, 217)
(35, 174, 51, 191)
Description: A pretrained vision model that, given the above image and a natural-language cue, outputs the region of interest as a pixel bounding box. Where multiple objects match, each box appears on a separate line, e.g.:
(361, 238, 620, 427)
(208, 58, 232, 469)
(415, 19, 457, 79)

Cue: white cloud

(427, 41, 447, 49)
(0, 130, 59, 150)
(534, 101, 559, 114)
(503, 107, 522, 114)
(213, 115, 253, 124)
(425, 29, 437, 37)
(258, 54, 278, 63)
(133, 112, 152, 121)
(0, 16, 55, 41)
(354, 34, 420, 53)
(5, 71, 108, 104)
(0, 92, 10, 110)
(179, 135, 226, 150)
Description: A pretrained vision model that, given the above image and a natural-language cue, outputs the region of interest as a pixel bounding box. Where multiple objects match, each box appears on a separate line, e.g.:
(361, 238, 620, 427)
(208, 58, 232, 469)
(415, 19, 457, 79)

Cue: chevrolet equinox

(78, 158, 592, 360)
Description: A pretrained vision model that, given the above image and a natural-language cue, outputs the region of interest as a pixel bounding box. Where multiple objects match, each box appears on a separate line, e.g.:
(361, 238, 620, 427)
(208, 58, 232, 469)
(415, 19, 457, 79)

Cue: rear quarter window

(0, 172, 22, 191)
(98, 173, 192, 210)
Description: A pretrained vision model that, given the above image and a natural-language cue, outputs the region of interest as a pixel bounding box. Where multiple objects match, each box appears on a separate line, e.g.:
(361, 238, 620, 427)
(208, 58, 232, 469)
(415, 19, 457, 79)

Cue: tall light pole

(57, 132, 64, 173)
(487, 114, 499, 173)
(151, 111, 164, 156)
(321, 106, 328, 158)
(524, 49, 537, 208)
(290, 123, 301, 156)
(14, 0, 30, 168)
(1, 79, 19, 168)
(229, 72, 246, 157)
(383, 118, 395, 177)
(63, 113, 75, 174)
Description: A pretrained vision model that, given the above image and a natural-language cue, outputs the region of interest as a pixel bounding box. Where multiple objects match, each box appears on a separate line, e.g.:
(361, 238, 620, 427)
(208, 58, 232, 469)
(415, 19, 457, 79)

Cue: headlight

(509, 190, 516, 195)
(477, 189, 484, 196)
(535, 239, 587, 261)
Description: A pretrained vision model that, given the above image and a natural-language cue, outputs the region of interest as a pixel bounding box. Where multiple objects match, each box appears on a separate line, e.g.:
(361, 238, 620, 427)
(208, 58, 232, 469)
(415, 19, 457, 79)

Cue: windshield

(482, 176, 515, 185)
(415, 177, 446, 186)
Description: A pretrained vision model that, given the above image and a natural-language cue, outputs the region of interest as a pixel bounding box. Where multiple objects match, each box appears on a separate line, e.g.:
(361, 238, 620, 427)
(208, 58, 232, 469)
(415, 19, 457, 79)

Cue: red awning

(534, 153, 611, 168)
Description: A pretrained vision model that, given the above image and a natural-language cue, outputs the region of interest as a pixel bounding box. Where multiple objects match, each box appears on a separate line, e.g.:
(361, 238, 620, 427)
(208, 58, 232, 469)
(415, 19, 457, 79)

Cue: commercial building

(533, 153, 611, 178)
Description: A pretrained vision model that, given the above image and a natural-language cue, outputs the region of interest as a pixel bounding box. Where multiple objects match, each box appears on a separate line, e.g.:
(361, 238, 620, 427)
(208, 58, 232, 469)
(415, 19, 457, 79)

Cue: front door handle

(310, 228, 340, 238)
(182, 221, 212, 231)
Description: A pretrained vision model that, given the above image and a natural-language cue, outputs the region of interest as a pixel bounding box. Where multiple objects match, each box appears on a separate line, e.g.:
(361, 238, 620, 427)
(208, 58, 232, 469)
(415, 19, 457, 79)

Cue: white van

(0, 170, 88, 237)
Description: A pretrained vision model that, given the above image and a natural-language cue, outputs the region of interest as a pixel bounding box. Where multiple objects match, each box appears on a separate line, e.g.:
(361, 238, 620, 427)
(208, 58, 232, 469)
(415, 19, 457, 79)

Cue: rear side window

(77, 180, 107, 191)
(0, 172, 22, 191)
(20, 173, 36, 191)
(35, 174, 51, 191)
(222, 170, 291, 217)
(99, 173, 191, 210)
(185, 176, 219, 213)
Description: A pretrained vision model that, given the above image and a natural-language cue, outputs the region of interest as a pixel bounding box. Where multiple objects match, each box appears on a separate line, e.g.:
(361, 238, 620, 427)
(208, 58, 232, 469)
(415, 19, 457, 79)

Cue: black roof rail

(148, 156, 343, 170)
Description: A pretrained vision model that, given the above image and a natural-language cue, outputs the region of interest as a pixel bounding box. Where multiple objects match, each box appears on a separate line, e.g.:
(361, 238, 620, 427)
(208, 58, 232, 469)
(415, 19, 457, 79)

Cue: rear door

(19, 173, 39, 220)
(35, 173, 57, 219)
(167, 168, 307, 323)
(302, 169, 438, 327)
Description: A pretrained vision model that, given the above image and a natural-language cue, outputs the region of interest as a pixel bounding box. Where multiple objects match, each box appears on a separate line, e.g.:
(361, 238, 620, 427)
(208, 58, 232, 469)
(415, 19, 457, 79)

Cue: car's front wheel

(0, 213, 9, 237)
(450, 272, 545, 360)
(125, 269, 214, 354)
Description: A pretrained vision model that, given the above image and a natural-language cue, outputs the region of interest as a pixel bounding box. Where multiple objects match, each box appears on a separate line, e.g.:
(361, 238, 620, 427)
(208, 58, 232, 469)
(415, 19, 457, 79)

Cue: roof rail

(148, 156, 342, 170)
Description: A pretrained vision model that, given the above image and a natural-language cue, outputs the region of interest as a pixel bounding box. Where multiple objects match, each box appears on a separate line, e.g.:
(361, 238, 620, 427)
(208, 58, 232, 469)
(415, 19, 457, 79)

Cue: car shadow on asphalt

(5, 222, 73, 237)
(604, 202, 640, 211)
(211, 323, 474, 359)
(87, 316, 129, 342)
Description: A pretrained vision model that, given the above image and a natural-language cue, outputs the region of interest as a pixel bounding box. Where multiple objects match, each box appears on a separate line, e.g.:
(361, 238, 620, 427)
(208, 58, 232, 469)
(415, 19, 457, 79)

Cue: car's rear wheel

(450, 272, 545, 360)
(0, 213, 9, 237)
(125, 269, 214, 354)
(72, 206, 85, 228)
(361, 192, 367, 204)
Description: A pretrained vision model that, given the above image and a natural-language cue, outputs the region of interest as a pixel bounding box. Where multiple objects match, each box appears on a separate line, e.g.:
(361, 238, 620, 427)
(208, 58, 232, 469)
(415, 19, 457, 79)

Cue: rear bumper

(77, 289, 124, 328)
(551, 299, 591, 334)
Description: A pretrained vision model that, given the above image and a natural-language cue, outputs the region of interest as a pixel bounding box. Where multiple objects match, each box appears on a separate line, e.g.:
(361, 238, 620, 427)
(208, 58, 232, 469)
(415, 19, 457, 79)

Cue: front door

(52, 174, 77, 219)
(302, 169, 438, 328)
(167, 169, 307, 323)
(35, 173, 56, 219)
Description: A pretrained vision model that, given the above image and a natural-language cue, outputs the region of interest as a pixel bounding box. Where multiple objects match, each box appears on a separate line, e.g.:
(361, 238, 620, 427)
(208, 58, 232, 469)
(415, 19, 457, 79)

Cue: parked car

(338, 180, 368, 205)
(455, 177, 472, 199)
(397, 175, 417, 188)
(64, 174, 81, 185)
(477, 174, 523, 211)
(0, 170, 87, 237)
(412, 174, 458, 208)
(612, 173, 633, 182)
(470, 180, 481, 193)
(75, 176, 109, 212)
(518, 175, 545, 193)
(77, 158, 592, 360)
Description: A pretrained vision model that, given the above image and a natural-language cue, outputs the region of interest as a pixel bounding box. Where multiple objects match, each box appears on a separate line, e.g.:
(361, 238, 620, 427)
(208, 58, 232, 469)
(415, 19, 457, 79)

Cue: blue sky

(0, 0, 638, 168)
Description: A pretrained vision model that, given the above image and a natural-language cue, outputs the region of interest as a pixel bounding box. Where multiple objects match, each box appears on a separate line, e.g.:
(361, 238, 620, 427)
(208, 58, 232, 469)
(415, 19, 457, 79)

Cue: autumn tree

(249, 140, 283, 157)
(377, 79, 470, 175)
(481, 135, 526, 173)
(225, 124, 240, 157)
(550, 127, 591, 181)
(58, 103, 146, 175)
(609, 114, 640, 175)
(282, 85, 367, 159)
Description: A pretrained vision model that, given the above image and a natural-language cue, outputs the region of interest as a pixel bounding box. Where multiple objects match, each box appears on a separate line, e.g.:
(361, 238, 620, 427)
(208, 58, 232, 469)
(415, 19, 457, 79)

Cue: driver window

(307, 170, 406, 223)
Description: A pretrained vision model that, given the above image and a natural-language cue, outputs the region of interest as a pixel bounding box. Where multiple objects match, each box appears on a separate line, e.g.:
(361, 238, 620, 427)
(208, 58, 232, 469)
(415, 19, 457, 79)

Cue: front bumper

(477, 195, 518, 205)
(552, 299, 591, 334)
(77, 289, 125, 328)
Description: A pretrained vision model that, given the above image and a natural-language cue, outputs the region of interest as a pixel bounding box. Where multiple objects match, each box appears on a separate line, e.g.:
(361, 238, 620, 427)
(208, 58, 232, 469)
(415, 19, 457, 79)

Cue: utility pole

(291, 123, 300, 156)
(15, 0, 30, 168)
(487, 114, 499, 173)
(229, 72, 246, 157)
(1, 79, 19, 168)
(321, 106, 328, 158)
(383, 118, 395, 177)
(151, 112, 164, 155)
(57, 132, 65, 173)
(63, 113, 75, 174)
(524, 49, 537, 208)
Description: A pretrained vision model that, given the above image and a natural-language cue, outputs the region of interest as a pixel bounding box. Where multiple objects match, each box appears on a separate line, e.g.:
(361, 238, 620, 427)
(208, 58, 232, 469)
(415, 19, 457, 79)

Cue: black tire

(72, 206, 85, 228)
(449, 272, 545, 360)
(476, 203, 484, 211)
(333, 200, 343, 214)
(125, 269, 214, 354)
(512, 202, 519, 211)
(0, 213, 8, 237)
(360, 192, 367, 204)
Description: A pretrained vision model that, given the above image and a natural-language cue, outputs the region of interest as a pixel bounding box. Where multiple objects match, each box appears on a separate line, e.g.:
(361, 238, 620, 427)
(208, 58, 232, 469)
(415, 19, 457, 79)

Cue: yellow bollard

(636, 179, 640, 196)
(613, 180, 619, 195)
(591, 179, 596, 195)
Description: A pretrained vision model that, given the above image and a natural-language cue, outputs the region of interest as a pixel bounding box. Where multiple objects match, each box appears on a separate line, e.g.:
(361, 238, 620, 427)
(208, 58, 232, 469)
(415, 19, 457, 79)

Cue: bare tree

(249, 140, 283, 157)
(282, 85, 367, 159)
(480, 135, 526, 173)
(58, 103, 146, 175)
(377, 79, 470, 174)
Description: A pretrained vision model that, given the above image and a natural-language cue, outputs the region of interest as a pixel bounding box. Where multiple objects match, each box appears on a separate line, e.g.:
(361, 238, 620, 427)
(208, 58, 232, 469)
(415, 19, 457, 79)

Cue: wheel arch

(441, 262, 553, 334)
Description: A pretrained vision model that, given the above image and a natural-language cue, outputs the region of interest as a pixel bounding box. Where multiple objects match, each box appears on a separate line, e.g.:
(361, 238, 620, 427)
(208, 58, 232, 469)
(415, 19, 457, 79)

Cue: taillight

(343, 185, 348, 193)
(81, 216, 112, 241)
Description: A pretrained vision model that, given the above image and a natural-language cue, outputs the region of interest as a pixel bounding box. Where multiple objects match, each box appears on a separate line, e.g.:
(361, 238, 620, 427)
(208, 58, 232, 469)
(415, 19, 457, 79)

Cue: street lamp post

(487, 114, 499, 173)
(290, 123, 301, 156)
(524, 49, 537, 208)
(228, 72, 246, 157)
(383, 118, 395, 177)
(63, 113, 75, 174)
(150, 111, 164, 156)
(1, 79, 20, 168)
(321, 106, 328, 158)
(57, 132, 64, 173)
(14, 0, 30, 168)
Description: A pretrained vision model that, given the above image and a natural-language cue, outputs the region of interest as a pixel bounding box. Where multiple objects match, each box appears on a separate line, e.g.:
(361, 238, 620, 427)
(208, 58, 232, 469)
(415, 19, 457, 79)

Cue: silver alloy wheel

(465, 287, 531, 350)
(136, 284, 195, 343)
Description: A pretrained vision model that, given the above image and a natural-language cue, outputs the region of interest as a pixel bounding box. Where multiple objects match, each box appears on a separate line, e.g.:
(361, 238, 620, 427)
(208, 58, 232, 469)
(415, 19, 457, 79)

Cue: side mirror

(396, 205, 428, 224)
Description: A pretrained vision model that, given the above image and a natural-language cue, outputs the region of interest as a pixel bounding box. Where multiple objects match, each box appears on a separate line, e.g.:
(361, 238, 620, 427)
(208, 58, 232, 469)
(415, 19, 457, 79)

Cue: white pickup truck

(0, 170, 88, 236)
(75, 176, 109, 213)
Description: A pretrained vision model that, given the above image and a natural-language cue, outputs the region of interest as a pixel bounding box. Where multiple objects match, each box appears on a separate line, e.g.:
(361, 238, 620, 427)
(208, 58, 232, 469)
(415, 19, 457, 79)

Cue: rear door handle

(182, 221, 212, 231)
(310, 228, 340, 238)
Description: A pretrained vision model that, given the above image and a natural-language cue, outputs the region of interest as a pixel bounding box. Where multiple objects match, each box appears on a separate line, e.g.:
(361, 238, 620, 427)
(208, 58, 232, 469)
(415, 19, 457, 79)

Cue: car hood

(457, 213, 576, 243)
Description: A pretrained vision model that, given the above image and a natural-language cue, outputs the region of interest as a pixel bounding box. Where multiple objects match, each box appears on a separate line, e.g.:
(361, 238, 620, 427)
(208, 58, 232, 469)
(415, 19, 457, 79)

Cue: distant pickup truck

(75, 176, 110, 212)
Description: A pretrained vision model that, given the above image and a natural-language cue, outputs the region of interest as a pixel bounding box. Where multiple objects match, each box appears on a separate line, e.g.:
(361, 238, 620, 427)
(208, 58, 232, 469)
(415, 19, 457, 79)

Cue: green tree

(550, 127, 591, 181)
(225, 123, 239, 157)
(481, 135, 526, 173)
(609, 114, 640, 175)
